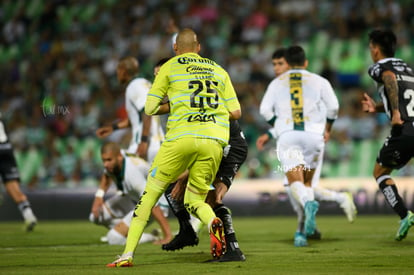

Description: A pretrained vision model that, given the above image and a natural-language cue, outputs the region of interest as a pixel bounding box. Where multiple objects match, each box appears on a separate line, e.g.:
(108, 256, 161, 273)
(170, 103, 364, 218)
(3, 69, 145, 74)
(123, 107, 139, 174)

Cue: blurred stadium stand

(1, 0, 414, 191)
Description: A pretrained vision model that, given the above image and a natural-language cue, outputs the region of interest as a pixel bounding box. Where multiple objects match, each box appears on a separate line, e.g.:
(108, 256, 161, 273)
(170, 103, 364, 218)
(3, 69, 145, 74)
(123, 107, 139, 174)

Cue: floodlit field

(1, 216, 414, 274)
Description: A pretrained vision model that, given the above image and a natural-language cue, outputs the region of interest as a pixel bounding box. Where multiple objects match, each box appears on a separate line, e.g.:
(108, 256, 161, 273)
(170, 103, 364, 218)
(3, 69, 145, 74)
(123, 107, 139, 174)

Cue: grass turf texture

(1, 216, 414, 274)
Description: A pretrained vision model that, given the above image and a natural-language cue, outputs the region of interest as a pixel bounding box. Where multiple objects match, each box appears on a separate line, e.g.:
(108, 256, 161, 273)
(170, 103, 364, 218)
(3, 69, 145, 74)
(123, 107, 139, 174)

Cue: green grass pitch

(1, 216, 414, 274)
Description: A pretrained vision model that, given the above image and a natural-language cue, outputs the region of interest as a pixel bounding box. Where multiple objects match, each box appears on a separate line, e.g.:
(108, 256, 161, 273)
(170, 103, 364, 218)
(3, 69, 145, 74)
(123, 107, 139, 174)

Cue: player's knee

(373, 162, 393, 179)
(372, 167, 380, 179)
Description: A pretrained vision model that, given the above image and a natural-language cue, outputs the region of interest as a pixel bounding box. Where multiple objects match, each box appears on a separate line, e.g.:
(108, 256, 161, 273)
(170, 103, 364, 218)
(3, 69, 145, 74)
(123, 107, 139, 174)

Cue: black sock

(378, 179, 408, 219)
(214, 204, 239, 249)
(17, 200, 30, 212)
(164, 182, 192, 233)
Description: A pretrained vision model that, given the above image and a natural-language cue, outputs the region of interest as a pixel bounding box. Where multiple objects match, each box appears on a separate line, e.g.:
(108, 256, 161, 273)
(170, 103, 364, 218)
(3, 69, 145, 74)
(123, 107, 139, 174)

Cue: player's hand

(96, 126, 113, 138)
(91, 198, 104, 218)
(256, 133, 270, 151)
(137, 142, 149, 160)
(361, 93, 376, 113)
(323, 130, 331, 143)
(391, 109, 404, 126)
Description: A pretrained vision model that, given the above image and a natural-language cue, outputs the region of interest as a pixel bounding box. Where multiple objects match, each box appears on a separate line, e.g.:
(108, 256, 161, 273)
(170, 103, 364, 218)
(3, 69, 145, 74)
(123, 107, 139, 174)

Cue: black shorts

(377, 131, 414, 169)
(0, 144, 20, 183)
(216, 143, 248, 189)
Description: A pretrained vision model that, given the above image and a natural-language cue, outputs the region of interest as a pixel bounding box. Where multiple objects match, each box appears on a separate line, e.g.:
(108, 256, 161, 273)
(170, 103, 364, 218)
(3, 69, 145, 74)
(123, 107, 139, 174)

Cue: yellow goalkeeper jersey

(146, 52, 240, 145)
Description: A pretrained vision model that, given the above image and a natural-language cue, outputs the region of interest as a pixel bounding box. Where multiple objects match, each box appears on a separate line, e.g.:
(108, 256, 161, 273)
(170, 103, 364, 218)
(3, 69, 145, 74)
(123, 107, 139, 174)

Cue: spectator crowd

(1, 0, 413, 189)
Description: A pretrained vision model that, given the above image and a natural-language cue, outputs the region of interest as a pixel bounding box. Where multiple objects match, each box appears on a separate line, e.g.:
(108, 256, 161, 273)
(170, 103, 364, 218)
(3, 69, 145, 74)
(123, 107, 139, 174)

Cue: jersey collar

(113, 157, 126, 191)
(377, 57, 401, 64)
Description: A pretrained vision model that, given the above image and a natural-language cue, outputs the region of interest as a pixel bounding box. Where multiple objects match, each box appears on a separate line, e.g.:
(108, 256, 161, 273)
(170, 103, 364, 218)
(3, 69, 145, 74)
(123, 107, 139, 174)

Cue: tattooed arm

(382, 70, 404, 126)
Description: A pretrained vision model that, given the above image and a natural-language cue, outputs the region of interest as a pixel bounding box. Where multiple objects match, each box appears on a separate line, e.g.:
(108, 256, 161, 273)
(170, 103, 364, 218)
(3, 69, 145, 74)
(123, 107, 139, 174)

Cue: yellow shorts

(149, 137, 223, 192)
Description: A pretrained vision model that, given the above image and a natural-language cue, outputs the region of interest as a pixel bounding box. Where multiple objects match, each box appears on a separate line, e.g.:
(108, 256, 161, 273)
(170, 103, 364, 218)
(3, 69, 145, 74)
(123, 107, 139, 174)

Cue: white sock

(190, 215, 203, 233)
(305, 186, 315, 201)
(313, 187, 345, 204)
(285, 185, 304, 232)
(289, 181, 309, 207)
(22, 208, 37, 223)
(18, 201, 37, 223)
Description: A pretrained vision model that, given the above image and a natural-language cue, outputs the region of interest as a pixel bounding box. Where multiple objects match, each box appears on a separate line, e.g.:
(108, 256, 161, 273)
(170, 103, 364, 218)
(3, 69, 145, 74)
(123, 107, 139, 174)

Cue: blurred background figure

(0, 113, 37, 231)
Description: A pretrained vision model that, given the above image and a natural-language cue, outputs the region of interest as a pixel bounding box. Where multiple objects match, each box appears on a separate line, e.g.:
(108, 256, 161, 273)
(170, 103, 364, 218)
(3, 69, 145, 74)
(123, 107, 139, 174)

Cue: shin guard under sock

(378, 176, 408, 219)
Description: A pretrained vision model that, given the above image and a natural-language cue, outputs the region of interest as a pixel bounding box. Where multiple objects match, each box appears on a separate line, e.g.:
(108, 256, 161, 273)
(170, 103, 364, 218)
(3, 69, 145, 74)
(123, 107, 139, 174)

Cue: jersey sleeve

(145, 64, 169, 115)
(368, 63, 384, 83)
(321, 78, 339, 121)
(267, 127, 277, 139)
(0, 119, 9, 143)
(128, 80, 151, 112)
(223, 72, 241, 112)
(259, 80, 277, 123)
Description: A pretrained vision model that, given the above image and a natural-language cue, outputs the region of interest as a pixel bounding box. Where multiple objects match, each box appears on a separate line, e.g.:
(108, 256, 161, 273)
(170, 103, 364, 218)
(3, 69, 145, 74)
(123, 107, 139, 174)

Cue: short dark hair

(272, 48, 286, 59)
(368, 29, 397, 57)
(285, 45, 306, 66)
(119, 56, 139, 76)
(101, 142, 121, 155)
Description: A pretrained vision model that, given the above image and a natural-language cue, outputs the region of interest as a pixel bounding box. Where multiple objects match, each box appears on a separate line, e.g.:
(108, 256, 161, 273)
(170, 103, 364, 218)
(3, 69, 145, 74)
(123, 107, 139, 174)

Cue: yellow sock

(123, 179, 164, 255)
(184, 183, 215, 226)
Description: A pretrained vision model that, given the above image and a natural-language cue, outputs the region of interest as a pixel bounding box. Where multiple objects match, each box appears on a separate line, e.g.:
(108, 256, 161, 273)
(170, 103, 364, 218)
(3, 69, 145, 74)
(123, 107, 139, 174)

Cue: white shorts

(282, 146, 324, 187)
(276, 131, 324, 173)
(105, 192, 169, 227)
(105, 193, 135, 219)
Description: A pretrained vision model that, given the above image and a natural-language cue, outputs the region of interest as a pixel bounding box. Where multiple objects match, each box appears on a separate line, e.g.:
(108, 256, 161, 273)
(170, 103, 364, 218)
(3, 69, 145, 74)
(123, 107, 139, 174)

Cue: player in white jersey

(96, 56, 164, 163)
(89, 142, 171, 245)
(256, 49, 356, 244)
(260, 46, 339, 247)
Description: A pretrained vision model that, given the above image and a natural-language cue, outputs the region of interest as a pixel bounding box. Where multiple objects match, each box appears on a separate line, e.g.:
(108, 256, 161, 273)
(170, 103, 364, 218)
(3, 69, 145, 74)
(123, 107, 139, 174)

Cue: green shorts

(149, 137, 223, 192)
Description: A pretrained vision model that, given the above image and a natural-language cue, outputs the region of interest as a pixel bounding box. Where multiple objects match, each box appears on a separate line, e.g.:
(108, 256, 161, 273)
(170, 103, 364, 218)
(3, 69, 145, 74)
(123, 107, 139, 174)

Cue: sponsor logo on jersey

(186, 65, 214, 74)
(159, 170, 171, 177)
(177, 56, 215, 65)
(187, 113, 216, 123)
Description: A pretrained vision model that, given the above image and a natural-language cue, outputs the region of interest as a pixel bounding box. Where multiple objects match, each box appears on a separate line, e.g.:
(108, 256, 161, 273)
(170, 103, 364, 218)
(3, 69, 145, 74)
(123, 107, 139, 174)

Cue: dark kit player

(0, 113, 37, 231)
(362, 29, 414, 241)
